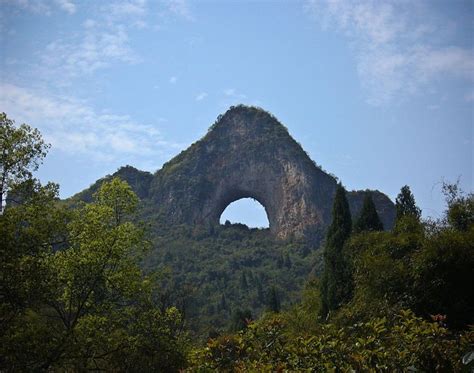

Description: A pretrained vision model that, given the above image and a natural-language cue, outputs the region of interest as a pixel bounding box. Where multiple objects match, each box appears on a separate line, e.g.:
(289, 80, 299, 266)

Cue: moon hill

(73, 105, 395, 243)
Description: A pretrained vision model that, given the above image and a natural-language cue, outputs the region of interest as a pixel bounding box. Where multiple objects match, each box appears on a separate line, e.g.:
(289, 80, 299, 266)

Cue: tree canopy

(0, 113, 50, 213)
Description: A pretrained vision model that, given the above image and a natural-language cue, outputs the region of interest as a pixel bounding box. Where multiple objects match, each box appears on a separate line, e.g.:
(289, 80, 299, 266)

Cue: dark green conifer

(240, 271, 248, 290)
(276, 254, 284, 268)
(354, 192, 384, 233)
(395, 185, 421, 221)
(320, 183, 352, 318)
(267, 286, 281, 313)
(394, 185, 422, 233)
(220, 293, 227, 311)
(256, 280, 264, 301)
(284, 252, 292, 268)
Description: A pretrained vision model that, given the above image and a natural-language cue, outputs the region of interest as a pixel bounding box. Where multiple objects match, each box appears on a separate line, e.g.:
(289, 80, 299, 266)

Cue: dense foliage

(190, 184, 474, 371)
(190, 310, 473, 372)
(141, 220, 320, 338)
(2, 115, 473, 371)
(0, 119, 188, 371)
(1, 177, 189, 371)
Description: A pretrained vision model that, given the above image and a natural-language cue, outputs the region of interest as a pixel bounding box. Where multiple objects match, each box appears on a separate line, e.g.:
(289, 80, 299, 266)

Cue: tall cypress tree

(267, 286, 281, 313)
(320, 183, 352, 318)
(394, 185, 422, 233)
(395, 185, 421, 221)
(354, 192, 384, 233)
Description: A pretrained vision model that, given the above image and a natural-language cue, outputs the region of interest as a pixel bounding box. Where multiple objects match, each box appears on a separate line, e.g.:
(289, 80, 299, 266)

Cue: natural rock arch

(149, 105, 395, 241)
(217, 196, 271, 228)
(220, 197, 270, 227)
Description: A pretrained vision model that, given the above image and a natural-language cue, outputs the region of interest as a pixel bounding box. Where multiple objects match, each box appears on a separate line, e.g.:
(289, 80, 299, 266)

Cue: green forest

(1, 112, 474, 371)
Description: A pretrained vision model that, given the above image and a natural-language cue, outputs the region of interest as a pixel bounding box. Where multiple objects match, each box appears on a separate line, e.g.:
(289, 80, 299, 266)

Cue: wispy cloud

(219, 88, 252, 109)
(109, 0, 146, 17)
(169, 76, 178, 84)
(4, 0, 52, 15)
(3, 0, 76, 15)
(0, 83, 182, 164)
(4, 0, 193, 86)
(54, 0, 76, 14)
(30, 1, 150, 85)
(224, 88, 246, 99)
(167, 0, 194, 21)
(195, 92, 207, 101)
(106, 0, 148, 29)
(306, 0, 474, 105)
(40, 23, 139, 80)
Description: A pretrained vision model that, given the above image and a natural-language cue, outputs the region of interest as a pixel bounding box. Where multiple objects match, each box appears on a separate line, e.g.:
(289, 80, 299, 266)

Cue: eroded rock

(149, 105, 395, 241)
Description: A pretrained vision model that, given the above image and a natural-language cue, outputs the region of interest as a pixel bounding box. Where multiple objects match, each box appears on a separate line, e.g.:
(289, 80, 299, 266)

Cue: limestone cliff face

(148, 105, 395, 240)
(70, 105, 395, 241)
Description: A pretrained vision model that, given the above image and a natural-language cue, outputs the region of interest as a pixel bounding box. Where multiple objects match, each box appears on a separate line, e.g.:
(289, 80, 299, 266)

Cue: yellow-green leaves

(94, 177, 138, 225)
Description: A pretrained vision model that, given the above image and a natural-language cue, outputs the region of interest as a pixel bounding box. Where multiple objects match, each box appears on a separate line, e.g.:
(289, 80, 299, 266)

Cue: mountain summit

(147, 105, 395, 240)
(72, 105, 395, 241)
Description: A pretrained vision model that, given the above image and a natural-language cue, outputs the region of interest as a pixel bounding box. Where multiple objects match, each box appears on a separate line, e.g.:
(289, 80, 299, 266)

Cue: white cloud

(167, 0, 194, 21)
(0, 83, 182, 163)
(224, 88, 247, 99)
(195, 92, 207, 101)
(54, 0, 76, 14)
(169, 76, 178, 84)
(109, 0, 146, 17)
(4, 0, 76, 15)
(39, 22, 140, 81)
(107, 0, 149, 29)
(306, 0, 474, 105)
(4, 0, 52, 15)
(30, 1, 152, 84)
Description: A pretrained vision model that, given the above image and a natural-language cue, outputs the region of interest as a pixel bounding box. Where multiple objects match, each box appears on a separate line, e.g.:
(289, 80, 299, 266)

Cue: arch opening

(219, 198, 270, 228)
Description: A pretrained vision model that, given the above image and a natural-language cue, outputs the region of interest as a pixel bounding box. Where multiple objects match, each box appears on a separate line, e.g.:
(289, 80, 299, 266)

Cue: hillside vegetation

(1, 112, 473, 371)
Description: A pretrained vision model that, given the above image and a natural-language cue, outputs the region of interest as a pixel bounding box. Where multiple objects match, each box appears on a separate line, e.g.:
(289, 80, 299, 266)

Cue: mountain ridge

(70, 105, 395, 241)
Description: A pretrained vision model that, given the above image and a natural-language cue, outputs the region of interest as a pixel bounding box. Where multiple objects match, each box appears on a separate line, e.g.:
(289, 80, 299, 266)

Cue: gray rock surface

(149, 105, 395, 241)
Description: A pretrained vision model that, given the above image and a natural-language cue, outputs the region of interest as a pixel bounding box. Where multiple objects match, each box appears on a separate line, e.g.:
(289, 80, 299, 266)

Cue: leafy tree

(354, 192, 384, 233)
(94, 176, 139, 224)
(320, 183, 352, 317)
(0, 113, 50, 213)
(412, 226, 474, 329)
(442, 182, 474, 231)
(0, 179, 69, 344)
(1, 178, 188, 371)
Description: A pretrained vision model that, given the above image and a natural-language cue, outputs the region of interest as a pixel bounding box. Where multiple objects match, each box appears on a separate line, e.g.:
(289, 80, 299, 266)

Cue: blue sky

(1, 0, 472, 227)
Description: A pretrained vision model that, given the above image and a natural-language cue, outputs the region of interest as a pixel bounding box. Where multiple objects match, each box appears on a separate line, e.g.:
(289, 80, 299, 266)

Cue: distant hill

(68, 106, 396, 336)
